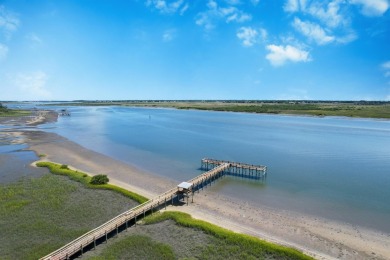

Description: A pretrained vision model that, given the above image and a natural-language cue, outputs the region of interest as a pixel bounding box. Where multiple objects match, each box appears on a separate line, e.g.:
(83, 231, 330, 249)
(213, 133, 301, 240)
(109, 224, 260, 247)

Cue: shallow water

(0, 144, 46, 183)
(36, 106, 390, 232)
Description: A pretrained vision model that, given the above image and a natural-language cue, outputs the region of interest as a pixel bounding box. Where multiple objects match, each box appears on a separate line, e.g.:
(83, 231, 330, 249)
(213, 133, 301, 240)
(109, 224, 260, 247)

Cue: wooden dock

(201, 158, 267, 179)
(41, 159, 267, 260)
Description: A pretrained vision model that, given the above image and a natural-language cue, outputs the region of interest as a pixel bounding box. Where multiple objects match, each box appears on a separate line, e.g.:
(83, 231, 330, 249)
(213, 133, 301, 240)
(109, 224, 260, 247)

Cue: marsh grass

(85, 211, 313, 259)
(142, 211, 313, 260)
(36, 161, 148, 203)
(0, 109, 31, 117)
(0, 173, 138, 259)
(87, 235, 175, 260)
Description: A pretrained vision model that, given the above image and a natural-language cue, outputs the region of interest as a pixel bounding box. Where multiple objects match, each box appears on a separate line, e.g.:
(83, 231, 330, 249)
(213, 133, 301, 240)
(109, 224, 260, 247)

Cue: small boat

(59, 109, 71, 116)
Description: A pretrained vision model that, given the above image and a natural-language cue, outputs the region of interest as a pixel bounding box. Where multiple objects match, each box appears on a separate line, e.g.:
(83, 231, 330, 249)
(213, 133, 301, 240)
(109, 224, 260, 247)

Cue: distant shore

(31, 100, 390, 119)
(1, 110, 390, 259)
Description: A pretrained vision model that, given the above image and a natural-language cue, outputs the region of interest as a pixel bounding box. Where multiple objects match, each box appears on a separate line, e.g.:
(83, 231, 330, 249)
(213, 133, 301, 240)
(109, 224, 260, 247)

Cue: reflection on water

(39, 106, 390, 232)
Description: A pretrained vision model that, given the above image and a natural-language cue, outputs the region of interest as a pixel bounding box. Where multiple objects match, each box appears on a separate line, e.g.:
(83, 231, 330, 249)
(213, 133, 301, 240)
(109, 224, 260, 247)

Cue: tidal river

(39, 106, 390, 233)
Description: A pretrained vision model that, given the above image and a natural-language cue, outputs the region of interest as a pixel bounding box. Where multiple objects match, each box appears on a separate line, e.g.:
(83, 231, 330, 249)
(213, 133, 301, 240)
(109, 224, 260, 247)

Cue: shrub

(60, 164, 69, 170)
(90, 174, 109, 185)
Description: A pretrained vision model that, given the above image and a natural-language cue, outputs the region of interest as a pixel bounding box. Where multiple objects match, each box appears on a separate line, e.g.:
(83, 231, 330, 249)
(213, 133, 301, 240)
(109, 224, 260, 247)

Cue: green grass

(142, 211, 313, 260)
(88, 235, 175, 260)
(0, 109, 31, 117)
(0, 173, 138, 260)
(36, 161, 148, 204)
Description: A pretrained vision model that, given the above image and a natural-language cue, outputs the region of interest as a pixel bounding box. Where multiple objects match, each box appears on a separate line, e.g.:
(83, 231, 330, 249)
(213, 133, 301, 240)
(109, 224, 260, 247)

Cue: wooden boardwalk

(41, 159, 266, 260)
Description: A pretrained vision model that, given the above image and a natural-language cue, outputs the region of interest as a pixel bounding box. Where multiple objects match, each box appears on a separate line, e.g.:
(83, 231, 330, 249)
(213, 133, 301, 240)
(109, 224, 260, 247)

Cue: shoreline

(1, 112, 389, 259)
(22, 130, 390, 259)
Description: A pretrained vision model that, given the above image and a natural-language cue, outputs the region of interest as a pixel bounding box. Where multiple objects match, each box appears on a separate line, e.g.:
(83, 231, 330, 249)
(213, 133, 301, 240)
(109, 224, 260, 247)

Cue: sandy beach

(2, 112, 389, 260)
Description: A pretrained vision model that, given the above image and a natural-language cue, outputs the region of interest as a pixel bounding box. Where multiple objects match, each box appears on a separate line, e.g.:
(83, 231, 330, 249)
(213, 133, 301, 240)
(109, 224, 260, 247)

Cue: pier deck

(41, 159, 267, 260)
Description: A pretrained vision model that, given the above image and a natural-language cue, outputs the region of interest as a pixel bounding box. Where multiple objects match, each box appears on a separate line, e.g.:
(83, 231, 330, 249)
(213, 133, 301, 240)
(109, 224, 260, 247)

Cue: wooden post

(116, 224, 118, 236)
(135, 215, 137, 226)
(94, 236, 96, 249)
(105, 230, 107, 243)
(165, 198, 167, 210)
(80, 244, 83, 256)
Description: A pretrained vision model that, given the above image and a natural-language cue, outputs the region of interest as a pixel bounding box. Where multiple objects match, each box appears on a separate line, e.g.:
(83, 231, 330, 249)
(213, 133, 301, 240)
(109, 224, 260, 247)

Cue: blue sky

(0, 0, 389, 101)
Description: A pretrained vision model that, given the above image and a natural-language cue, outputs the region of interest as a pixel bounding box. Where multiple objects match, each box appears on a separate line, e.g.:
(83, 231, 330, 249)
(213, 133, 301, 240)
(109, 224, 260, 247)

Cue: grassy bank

(0, 109, 31, 117)
(0, 170, 139, 259)
(143, 211, 313, 260)
(42, 100, 390, 119)
(85, 211, 313, 259)
(36, 161, 148, 204)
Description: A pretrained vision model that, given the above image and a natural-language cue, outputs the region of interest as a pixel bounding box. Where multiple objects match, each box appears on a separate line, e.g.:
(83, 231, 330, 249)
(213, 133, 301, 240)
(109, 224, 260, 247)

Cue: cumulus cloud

(265, 44, 310, 67)
(307, 0, 347, 28)
(350, 0, 389, 16)
(237, 27, 257, 46)
(146, 0, 189, 15)
(293, 17, 335, 45)
(13, 71, 51, 98)
(236, 26, 267, 47)
(382, 61, 390, 77)
(284, 0, 359, 46)
(0, 43, 8, 60)
(196, 0, 251, 30)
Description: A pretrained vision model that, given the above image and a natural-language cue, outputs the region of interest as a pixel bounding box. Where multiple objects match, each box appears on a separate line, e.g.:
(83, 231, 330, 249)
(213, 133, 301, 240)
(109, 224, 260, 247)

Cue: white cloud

(0, 5, 19, 40)
(237, 27, 258, 46)
(13, 71, 51, 98)
(284, 0, 307, 12)
(0, 43, 8, 60)
(307, 0, 346, 28)
(285, 1, 358, 46)
(265, 44, 311, 67)
(146, 0, 188, 14)
(350, 0, 389, 16)
(196, 0, 252, 30)
(382, 61, 390, 77)
(162, 29, 176, 42)
(237, 26, 267, 47)
(293, 17, 335, 45)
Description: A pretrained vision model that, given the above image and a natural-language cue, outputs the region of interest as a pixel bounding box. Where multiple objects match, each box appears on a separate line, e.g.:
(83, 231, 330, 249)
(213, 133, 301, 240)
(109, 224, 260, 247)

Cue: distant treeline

(69, 100, 390, 105)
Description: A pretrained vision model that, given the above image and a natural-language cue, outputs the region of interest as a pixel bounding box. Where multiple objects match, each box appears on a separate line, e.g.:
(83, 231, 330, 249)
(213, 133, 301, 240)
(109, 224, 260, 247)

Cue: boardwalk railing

(41, 159, 266, 260)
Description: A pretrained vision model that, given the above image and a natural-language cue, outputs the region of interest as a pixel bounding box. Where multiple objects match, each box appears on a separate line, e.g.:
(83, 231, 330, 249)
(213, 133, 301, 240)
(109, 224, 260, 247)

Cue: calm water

(37, 106, 390, 232)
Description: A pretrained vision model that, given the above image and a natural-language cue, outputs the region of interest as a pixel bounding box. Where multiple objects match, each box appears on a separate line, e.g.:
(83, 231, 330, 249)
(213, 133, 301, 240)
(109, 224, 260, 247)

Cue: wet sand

(2, 112, 389, 260)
